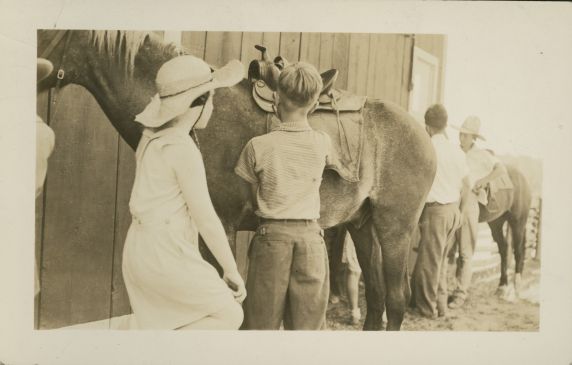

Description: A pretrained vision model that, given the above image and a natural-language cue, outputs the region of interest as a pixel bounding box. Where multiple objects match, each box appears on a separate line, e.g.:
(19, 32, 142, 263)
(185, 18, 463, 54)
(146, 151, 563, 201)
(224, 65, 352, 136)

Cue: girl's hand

(223, 271, 247, 304)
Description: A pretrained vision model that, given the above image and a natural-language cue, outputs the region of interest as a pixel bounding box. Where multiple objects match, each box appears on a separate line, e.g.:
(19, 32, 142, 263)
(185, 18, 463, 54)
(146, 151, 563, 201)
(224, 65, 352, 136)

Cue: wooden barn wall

(36, 32, 446, 328)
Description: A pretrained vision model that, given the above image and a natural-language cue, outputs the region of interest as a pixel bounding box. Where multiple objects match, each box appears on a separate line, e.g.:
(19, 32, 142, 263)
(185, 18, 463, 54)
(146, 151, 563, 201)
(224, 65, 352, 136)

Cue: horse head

(37, 30, 185, 149)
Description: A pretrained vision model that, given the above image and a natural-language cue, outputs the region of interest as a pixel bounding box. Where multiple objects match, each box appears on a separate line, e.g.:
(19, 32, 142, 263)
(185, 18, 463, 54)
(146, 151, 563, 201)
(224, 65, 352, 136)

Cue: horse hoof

(495, 285, 508, 297)
(500, 285, 516, 302)
(514, 274, 523, 298)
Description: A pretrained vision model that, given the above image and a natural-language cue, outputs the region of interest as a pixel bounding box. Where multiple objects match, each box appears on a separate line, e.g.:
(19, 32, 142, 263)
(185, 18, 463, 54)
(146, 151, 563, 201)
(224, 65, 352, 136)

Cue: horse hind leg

(489, 216, 515, 301)
(366, 209, 413, 331)
(346, 217, 385, 331)
(509, 216, 527, 298)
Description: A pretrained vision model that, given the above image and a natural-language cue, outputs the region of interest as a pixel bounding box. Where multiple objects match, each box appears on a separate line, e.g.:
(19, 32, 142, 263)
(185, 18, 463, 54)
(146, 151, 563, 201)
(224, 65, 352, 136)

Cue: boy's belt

(259, 218, 318, 224)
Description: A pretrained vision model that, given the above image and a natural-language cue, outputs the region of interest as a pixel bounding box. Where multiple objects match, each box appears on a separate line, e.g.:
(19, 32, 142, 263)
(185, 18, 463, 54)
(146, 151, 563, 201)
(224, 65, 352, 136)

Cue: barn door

(408, 46, 440, 124)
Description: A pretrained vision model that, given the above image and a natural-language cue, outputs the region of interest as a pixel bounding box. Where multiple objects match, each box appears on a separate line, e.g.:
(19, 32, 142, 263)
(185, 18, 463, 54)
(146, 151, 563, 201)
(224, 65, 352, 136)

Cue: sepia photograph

(34, 29, 543, 332)
(2, 1, 571, 364)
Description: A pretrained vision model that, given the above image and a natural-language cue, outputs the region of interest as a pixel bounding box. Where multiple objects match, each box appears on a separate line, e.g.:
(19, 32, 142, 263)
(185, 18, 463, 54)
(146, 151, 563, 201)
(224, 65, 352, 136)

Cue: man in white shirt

(411, 104, 470, 319)
(448, 116, 510, 309)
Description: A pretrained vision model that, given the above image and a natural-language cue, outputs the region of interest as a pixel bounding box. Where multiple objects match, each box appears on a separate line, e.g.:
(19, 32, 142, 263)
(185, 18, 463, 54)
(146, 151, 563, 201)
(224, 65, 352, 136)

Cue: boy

(235, 62, 332, 330)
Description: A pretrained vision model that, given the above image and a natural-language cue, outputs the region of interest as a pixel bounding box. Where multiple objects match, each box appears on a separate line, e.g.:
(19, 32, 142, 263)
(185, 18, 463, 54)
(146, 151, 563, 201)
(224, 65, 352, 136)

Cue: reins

(39, 30, 74, 123)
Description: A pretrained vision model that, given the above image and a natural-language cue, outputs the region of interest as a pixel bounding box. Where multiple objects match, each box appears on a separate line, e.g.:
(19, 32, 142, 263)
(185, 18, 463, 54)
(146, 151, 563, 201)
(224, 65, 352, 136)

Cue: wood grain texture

(240, 32, 264, 75)
(262, 32, 281, 57)
(205, 32, 242, 68)
(39, 85, 118, 328)
(318, 33, 334, 72)
(347, 33, 371, 96)
(181, 31, 207, 59)
(331, 33, 350, 90)
(365, 34, 377, 97)
(279, 32, 301, 63)
(110, 138, 136, 318)
(299, 33, 321, 66)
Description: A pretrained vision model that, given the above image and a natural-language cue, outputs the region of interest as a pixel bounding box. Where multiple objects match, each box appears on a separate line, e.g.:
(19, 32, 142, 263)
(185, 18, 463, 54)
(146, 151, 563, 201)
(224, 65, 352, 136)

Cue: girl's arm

(162, 142, 239, 276)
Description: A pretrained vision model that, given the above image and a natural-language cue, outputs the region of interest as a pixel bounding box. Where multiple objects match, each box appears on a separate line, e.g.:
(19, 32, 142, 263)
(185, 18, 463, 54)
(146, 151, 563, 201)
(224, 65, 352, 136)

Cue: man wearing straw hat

(410, 104, 470, 319)
(448, 116, 511, 309)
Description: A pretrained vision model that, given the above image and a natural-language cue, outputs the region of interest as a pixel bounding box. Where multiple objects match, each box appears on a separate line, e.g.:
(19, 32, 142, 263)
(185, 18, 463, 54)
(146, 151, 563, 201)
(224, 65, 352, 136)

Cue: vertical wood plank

(110, 138, 136, 318)
(299, 33, 321, 66)
(39, 85, 118, 328)
(221, 32, 243, 66)
(204, 31, 224, 67)
(240, 32, 264, 75)
(347, 33, 370, 96)
(373, 35, 386, 100)
(278, 32, 301, 63)
(205, 32, 243, 68)
(331, 33, 350, 90)
(318, 33, 334, 72)
(181, 31, 207, 59)
(261, 32, 281, 57)
(365, 34, 377, 97)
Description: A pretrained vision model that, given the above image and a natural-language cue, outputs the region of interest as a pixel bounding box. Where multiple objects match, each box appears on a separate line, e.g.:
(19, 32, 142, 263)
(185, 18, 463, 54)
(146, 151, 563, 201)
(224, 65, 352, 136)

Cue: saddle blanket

(267, 109, 365, 182)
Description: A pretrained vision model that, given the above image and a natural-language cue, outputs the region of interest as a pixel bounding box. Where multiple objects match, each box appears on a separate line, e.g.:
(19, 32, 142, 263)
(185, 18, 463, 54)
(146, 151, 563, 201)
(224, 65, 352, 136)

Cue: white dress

(122, 127, 234, 329)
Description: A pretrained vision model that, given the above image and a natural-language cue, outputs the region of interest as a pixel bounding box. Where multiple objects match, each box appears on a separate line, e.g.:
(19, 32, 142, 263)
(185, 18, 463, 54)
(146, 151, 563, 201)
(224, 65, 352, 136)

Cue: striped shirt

(235, 120, 332, 219)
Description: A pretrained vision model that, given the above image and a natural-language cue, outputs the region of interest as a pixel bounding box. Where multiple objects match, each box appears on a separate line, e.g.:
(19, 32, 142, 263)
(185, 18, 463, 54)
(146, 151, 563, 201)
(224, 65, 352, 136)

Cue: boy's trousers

(243, 220, 329, 330)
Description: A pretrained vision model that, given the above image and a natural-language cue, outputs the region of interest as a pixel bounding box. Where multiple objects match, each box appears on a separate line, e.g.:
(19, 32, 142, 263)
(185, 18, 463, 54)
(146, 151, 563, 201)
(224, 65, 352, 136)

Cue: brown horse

(37, 30, 436, 330)
(479, 164, 532, 299)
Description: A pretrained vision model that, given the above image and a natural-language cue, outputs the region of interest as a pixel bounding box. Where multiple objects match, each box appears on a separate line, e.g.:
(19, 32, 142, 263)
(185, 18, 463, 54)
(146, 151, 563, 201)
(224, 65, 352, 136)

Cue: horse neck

(49, 31, 179, 150)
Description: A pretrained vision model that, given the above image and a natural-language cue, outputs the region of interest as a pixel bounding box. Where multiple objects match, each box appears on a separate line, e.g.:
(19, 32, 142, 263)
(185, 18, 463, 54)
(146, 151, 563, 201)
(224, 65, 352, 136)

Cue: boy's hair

(277, 62, 323, 109)
(424, 103, 448, 131)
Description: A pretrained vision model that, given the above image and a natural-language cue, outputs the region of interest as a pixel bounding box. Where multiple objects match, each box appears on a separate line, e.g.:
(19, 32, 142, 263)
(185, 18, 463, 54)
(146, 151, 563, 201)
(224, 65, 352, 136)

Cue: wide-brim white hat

(452, 115, 486, 141)
(135, 55, 243, 128)
(37, 58, 53, 83)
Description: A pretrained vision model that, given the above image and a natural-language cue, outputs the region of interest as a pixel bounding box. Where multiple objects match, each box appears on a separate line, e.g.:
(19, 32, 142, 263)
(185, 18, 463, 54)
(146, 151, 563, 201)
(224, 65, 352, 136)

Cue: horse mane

(89, 30, 182, 72)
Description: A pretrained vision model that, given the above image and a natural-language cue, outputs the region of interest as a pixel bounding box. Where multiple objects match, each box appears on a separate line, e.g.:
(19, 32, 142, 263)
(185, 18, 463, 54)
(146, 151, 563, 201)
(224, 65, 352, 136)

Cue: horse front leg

(347, 218, 384, 331)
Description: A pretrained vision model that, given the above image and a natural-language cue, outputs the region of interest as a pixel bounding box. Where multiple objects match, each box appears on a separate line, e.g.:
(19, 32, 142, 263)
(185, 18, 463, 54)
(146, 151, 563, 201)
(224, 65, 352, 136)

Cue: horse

(478, 164, 532, 300)
(37, 30, 436, 330)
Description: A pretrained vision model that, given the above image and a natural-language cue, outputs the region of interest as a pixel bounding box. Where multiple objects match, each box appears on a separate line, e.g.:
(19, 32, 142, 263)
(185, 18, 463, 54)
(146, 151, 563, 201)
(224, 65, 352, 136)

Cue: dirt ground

(326, 259, 540, 331)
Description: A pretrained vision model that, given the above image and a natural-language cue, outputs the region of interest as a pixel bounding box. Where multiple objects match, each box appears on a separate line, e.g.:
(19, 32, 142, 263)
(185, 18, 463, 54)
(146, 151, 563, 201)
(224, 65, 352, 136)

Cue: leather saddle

(248, 45, 365, 113)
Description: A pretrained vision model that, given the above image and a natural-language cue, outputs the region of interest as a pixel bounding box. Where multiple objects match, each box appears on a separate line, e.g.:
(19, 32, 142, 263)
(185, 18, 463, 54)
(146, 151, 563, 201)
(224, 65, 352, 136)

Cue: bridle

(38, 30, 204, 151)
(39, 30, 74, 122)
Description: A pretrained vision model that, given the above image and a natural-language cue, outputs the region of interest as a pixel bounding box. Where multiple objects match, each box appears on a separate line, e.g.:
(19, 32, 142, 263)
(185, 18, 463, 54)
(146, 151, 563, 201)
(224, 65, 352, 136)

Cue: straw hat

(453, 116, 485, 140)
(135, 55, 243, 128)
(37, 58, 53, 83)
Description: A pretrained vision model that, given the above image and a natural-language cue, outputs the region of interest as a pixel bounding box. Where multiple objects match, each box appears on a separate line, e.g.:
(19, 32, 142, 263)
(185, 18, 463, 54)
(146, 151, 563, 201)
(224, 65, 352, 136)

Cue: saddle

(248, 45, 367, 182)
(248, 45, 366, 113)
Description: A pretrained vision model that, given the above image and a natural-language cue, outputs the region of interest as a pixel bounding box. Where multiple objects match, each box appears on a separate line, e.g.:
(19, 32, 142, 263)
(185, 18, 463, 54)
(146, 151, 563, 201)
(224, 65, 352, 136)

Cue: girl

(122, 55, 246, 330)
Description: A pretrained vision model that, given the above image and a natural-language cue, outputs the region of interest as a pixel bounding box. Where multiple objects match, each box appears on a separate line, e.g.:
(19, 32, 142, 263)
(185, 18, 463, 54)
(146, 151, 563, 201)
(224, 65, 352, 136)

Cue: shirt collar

(431, 132, 448, 141)
(270, 118, 313, 132)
